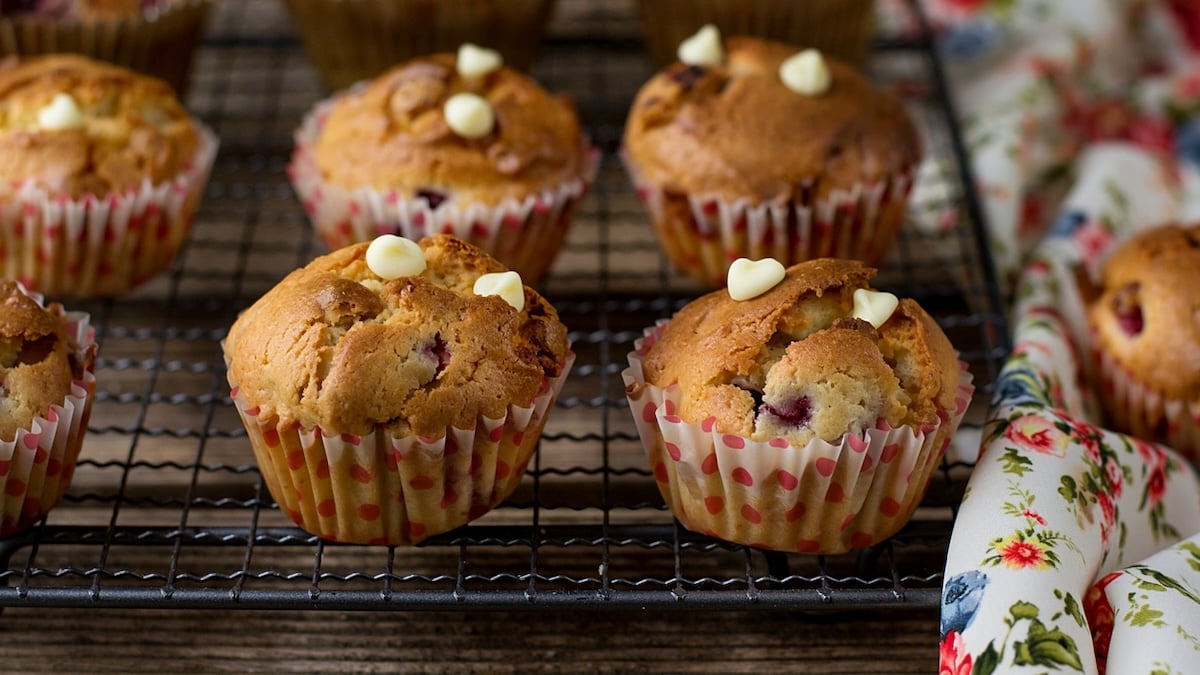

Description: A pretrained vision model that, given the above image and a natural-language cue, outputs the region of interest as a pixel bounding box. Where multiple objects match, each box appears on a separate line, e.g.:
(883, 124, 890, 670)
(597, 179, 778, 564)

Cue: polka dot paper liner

(229, 353, 574, 546)
(622, 154, 914, 288)
(0, 288, 97, 537)
(0, 124, 217, 298)
(622, 322, 974, 555)
(288, 96, 600, 285)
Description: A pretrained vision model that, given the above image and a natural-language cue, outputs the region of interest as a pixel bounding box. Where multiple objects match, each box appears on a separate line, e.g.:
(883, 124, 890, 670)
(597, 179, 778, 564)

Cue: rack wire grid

(0, 0, 1010, 611)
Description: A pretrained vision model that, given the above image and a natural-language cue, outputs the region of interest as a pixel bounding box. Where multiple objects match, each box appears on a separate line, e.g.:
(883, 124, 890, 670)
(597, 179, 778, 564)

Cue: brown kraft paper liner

(0, 123, 218, 299)
(281, 0, 557, 91)
(0, 287, 96, 537)
(625, 157, 914, 287)
(0, 0, 212, 95)
(623, 322, 974, 555)
(633, 0, 876, 67)
(289, 97, 598, 284)
(230, 353, 574, 545)
(1093, 335, 1200, 463)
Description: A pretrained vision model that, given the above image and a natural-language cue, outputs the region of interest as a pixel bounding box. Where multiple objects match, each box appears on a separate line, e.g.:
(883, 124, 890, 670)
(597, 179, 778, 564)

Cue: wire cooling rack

(0, 0, 1009, 611)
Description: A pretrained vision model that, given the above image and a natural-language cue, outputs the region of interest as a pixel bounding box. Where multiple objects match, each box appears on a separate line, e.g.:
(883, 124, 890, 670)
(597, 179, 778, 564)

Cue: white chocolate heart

(443, 92, 495, 139)
(677, 24, 724, 67)
(851, 288, 899, 328)
(457, 43, 503, 80)
(779, 49, 831, 96)
(365, 234, 426, 279)
(473, 271, 525, 311)
(37, 93, 85, 131)
(727, 258, 786, 301)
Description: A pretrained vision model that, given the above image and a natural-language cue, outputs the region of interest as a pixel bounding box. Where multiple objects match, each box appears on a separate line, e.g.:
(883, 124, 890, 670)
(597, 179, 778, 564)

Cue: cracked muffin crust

(223, 234, 570, 439)
(623, 36, 920, 204)
(641, 258, 959, 447)
(0, 54, 200, 197)
(313, 53, 589, 208)
(0, 280, 86, 441)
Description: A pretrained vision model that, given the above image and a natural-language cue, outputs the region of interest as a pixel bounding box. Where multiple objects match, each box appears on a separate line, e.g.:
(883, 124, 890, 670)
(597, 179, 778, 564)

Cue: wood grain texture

(0, 608, 938, 673)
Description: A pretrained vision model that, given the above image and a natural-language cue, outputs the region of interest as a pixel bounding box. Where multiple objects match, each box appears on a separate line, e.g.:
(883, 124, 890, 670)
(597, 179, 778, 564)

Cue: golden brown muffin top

(0, 281, 82, 441)
(1088, 223, 1200, 400)
(312, 53, 589, 207)
(623, 36, 921, 203)
(640, 258, 959, 445)
(0, 54, 199, 197)
(224, 234, 571, 438)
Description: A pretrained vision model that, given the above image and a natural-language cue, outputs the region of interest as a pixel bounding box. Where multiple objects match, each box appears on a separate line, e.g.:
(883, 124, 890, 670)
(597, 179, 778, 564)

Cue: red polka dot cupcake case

(222, 234, 574, 545)
(0, 282, 98, 537)
(621, 258, 974, 555)
(228, 356, 572, 546)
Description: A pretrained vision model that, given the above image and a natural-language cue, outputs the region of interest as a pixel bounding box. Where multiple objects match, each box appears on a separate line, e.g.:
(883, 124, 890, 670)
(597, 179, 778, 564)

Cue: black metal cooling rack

(0, 0, 1010, 611)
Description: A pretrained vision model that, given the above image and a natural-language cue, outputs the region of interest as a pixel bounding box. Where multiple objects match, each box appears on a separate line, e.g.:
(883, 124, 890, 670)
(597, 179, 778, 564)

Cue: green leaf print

(1010, 601, 1040, 621)
(1057, 475, 1077, 503)
(1002, 447, 1034, 478)
(1013, 619, 1083, 670)
(1061, 592, 1085, 628)
(974, 642, 1000, 675)
(1128, 602, 1165, 628)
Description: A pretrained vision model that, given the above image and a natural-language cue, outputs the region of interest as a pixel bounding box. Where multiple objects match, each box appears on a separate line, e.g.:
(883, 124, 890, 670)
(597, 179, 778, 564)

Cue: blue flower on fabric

(991, 368, 1050, 409)
(1176, 114, 1200, 169)
(941, 570, 989, 638)
(939, 18, 1003, 63)
(1049, 209, 1087, 239)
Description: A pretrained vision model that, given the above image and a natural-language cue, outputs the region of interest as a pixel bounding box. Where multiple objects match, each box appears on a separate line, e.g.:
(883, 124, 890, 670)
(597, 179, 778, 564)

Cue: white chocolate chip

(779, 49, 831, 96)
(457, 43, 503, 80)
(365, 235, 426, 279)
(851, 288, 899, 328)
(677, 24, 724, 67)
(443, 92, 495, 139)
(727, 258, 786, 301)
(36, 93, 85, 131)
(473, 271, 525, 311)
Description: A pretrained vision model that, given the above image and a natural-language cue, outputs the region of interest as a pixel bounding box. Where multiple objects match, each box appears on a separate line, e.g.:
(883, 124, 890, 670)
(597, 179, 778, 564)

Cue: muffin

(289, 46, 596, 284)
(223, 233, 574, 545)
(0, 0, 212, 95)
(622, 257, 973, 554)
(1086, 223, 1200, 461)
(282, 0, 557, 91)
(0, 54, 217, 297)
(0, 280, 97, 537)
(634, 0, 876, 67)
(623, 30, 920, 287)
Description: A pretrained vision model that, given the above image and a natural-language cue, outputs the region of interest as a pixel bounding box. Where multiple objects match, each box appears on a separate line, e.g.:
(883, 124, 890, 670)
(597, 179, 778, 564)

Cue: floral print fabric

(908, 0, 1200, 672)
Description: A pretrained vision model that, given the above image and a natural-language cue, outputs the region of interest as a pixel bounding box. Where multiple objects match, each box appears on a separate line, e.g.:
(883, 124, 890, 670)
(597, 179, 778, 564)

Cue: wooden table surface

(0, 607, 939, 673)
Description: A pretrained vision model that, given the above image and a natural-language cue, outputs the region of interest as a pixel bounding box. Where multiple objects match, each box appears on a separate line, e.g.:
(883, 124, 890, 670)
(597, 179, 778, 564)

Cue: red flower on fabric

(1167, 0, 1200, 51)
(997, 534, 1051, 570)
(939, 631, 973, 675)
(1021, 509, 1047, 526)
(1146, 464, 1168, 508)
(1104, 458, 1123, 500)
(1084, 572, 1121, 675)
(1005, 415, 1069, 457)
(1075, 219, 1113, 266)
(936, 0, 987, 12)
(1096, 491, 1116, 547)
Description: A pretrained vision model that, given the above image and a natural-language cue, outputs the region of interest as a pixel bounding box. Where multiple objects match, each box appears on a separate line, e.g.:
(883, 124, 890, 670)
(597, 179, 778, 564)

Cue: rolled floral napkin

(889, 0, 1200, 672)
(940, 144, 1200, 674)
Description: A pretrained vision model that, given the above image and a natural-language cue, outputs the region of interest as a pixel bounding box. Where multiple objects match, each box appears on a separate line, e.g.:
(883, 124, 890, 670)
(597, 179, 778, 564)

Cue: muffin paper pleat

(1093, 337, 1200, 463)
(623, 156, 914, 287)
(0, 123, 218, 298)
(622, 321, 973, 555)
(229, 352, 574, 545)
(0, 289, 96, 537)
(290, 98, 599, 284)
(0, 0, 212, 95)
